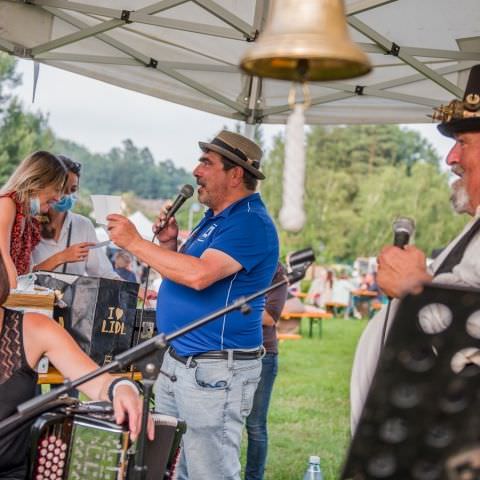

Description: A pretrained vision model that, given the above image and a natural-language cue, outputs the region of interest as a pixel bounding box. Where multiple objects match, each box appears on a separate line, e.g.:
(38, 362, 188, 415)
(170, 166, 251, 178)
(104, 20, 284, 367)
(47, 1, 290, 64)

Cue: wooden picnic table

(280, 310, 333, 338)
(324, 301, 349, 317)
(292, 292, 309, 299)
(352, 289, 377, 297)
(351, 289, 379, 318)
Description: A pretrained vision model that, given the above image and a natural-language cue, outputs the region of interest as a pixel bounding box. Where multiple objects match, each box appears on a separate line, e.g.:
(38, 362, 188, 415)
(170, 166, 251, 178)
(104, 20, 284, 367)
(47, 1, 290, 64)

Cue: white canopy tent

(94, 225, 109, 242)
(128, 210, 154, 239)
(0, 0, 479, 126)
(95, 211, 153, 241)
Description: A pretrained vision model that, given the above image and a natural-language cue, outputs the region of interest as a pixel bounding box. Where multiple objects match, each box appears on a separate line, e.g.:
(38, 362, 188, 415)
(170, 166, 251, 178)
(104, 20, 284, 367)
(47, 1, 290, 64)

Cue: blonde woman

(0, 151, 68, 288)
(32, 156, 119, 278)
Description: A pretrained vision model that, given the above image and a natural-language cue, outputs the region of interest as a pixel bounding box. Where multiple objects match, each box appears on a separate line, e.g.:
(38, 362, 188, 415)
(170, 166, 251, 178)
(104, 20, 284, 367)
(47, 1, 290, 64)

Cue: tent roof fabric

(1, 0, 479, 125)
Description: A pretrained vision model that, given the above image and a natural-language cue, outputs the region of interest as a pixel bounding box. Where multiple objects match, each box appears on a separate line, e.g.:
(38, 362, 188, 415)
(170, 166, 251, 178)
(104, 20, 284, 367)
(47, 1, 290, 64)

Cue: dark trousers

(245, 352, 278, 480)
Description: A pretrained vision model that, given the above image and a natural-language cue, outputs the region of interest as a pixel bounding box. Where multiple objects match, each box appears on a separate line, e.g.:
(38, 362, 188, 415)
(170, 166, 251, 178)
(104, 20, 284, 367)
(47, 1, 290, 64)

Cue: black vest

(434, 218, 480, 276)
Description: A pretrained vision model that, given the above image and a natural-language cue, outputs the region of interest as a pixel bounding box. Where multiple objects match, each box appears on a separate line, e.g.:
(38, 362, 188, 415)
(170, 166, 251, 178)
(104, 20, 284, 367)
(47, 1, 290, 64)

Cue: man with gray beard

(350, 64, 480, 432)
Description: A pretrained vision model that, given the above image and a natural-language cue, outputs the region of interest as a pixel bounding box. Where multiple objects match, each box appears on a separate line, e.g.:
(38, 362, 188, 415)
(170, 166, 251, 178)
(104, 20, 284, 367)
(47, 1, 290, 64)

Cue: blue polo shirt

(156, 193, 279, 356)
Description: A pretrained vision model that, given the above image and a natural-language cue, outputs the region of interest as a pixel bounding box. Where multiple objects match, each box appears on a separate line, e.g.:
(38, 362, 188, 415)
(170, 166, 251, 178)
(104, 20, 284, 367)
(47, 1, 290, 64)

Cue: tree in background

(55, 138, 193, 200)
(0, 53, 20, 108)
(0, 53, 465, 258)
(0, 54, 54, 184)
(262, 125, 464, 262)
(0, 53, 193, 206)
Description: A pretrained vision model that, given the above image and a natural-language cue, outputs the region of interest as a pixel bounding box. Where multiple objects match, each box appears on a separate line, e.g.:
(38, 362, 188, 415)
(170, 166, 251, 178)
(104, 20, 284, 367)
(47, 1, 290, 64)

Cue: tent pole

(244, 76, 261, 139)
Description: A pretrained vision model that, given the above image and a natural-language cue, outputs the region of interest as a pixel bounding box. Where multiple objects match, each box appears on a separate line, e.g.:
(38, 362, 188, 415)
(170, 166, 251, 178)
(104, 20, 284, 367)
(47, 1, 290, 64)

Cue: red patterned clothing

(0, 192, 41, 275)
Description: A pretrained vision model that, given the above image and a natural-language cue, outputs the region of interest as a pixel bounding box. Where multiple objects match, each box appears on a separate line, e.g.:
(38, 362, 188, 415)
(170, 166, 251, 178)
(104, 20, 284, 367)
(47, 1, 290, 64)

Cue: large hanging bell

(240, 0, 371, 82)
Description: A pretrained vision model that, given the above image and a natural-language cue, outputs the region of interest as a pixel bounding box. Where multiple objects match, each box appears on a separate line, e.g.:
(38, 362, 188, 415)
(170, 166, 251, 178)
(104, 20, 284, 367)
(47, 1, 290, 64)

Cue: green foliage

(0, 54, 194, 214)
(0, 53, 20, 108)
(0, 53, 466, 264)
(307, 124, 438, 172)
(0, 53, 55, 185)
(349, 163, 466, 256)
(262, 125, 463, 261)
(54, 138, 194, 199)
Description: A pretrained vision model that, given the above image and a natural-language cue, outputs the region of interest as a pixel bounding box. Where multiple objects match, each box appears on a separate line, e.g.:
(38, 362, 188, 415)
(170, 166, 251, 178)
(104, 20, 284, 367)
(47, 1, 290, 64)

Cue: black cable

(380, 299, 392, 347)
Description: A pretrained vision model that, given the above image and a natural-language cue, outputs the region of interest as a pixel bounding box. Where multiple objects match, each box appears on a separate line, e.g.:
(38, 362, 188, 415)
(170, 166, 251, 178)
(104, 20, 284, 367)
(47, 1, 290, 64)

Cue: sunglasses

(69, 161, 82, 175)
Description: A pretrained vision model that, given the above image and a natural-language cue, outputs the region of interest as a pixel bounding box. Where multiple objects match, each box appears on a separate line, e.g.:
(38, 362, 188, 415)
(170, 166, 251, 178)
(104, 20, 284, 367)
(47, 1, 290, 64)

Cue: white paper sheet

(91, 194, 122, 225)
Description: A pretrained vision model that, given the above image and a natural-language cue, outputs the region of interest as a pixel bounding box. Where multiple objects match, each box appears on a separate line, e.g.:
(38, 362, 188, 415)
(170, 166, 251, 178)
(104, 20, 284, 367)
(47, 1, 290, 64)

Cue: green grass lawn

(241, 318, 367, 480)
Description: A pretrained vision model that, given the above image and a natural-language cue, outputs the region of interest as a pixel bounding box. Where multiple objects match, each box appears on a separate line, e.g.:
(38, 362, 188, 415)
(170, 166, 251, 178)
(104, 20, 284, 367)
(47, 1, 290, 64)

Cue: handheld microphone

(392, 217, 415, 249)
(156, 184, 194, 232)
(380, 217, 416, 346)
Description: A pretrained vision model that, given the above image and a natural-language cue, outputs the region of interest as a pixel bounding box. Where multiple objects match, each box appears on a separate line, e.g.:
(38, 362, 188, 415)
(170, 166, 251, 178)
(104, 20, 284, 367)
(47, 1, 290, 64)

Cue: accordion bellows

(30, 406, 186, 480)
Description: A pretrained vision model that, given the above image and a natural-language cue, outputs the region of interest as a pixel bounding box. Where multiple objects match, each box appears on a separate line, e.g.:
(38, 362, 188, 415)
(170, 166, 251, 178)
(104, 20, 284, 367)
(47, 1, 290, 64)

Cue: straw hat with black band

(435, 64, 480, 138)
(199, 130, 265, 180)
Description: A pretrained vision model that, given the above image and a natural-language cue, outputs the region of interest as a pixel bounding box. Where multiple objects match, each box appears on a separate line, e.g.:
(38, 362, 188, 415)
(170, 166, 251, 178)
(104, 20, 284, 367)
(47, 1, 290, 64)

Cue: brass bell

(240, 0, 371, 82)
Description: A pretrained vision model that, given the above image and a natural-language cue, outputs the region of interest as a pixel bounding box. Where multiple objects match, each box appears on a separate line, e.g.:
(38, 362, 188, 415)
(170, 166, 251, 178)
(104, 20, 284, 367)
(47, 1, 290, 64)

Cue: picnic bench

(352, 289, 379, 318)
(324, 301, 349, 317)
(280, 310, 333, 338)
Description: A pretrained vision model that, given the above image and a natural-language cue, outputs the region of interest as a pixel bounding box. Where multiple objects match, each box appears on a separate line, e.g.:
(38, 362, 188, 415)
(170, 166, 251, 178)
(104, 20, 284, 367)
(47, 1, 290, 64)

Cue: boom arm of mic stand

(0, 264, 308, 438)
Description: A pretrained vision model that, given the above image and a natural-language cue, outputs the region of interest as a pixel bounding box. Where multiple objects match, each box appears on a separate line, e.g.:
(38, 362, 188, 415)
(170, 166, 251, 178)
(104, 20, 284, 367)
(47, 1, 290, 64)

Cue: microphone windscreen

(392, 217, 415, 236)
(392, 217, 415, 248)
(180, 184, 194, 198)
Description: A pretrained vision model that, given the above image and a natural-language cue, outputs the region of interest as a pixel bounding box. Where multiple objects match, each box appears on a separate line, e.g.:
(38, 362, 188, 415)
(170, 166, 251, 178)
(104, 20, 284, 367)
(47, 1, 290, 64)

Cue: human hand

(152, 200, 179, 245)
(113, 384, 154, 441)
(61, 242, 96, 263)
(377, 245, 432, 298)
(107, 214, 142, 250)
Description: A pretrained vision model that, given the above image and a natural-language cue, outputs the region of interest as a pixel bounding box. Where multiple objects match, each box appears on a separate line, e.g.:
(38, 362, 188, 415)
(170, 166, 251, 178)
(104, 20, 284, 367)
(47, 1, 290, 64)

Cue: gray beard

(450, 180, 470, 214)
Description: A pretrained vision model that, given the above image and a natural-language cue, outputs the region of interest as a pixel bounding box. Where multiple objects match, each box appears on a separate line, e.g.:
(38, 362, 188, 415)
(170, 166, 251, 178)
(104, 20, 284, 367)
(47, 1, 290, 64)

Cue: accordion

(29, 405, 186, 480)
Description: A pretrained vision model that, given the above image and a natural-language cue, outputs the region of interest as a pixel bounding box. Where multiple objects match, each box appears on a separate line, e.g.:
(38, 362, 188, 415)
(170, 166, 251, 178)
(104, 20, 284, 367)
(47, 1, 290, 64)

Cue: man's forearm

(128, 237, 213, 290)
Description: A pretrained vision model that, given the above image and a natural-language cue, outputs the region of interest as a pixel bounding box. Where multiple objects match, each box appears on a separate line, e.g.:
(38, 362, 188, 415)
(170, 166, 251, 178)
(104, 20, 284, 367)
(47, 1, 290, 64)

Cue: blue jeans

(154, 350, 262, 480)
(245, 353, 278, 480)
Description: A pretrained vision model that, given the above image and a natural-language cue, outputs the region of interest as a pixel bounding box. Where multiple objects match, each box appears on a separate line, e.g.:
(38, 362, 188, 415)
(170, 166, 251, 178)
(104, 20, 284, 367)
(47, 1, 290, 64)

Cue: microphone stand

(0, 266, 308, 479)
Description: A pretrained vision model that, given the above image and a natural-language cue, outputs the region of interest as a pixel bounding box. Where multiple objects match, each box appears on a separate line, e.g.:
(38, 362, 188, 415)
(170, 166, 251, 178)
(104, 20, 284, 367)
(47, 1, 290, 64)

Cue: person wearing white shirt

(31, 156, 120, 279)
(350, 64, 480, 433)
(33, 209, 120, 278)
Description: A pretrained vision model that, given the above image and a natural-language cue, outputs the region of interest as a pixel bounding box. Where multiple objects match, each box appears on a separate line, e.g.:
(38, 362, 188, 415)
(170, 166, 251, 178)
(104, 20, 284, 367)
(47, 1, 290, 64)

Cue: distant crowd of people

(281, 266, 385, 322)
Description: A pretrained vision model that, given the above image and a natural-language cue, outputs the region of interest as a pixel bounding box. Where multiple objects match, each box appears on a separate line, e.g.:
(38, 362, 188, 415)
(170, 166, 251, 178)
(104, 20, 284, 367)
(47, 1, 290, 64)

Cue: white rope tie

(279, 103, 306, 232)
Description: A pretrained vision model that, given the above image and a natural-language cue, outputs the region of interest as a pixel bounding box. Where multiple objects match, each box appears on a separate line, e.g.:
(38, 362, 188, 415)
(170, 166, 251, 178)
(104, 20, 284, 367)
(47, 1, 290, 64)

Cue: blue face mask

(29, 196, 41, 216)
(52, 194, 77, 213)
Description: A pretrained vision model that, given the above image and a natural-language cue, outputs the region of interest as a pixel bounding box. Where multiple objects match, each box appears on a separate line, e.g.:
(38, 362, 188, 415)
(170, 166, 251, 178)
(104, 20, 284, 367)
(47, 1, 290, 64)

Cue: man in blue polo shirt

(107, 130, 279, 480)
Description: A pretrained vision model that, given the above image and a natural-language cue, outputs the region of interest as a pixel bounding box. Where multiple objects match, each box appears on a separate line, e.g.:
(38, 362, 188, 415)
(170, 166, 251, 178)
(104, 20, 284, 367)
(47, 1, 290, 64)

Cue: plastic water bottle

(303, 455, 323, 480)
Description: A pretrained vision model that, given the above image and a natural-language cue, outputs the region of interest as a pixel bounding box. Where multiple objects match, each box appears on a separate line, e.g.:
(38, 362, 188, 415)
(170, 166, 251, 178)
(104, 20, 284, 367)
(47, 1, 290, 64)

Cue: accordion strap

(434, 217, 480, 276)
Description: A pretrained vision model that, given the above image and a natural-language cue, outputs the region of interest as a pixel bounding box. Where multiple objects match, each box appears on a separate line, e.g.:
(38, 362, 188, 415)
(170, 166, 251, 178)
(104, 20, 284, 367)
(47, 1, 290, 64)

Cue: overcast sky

(14, 59, 455, 172)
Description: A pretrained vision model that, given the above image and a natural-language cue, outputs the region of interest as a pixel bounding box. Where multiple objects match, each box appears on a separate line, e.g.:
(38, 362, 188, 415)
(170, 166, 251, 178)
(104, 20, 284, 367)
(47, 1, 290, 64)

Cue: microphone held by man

(154, 184, 194, 234)
(106, 184, 194, 252)
(392, 216, 415, 249)
(377, 216, 431, 298)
